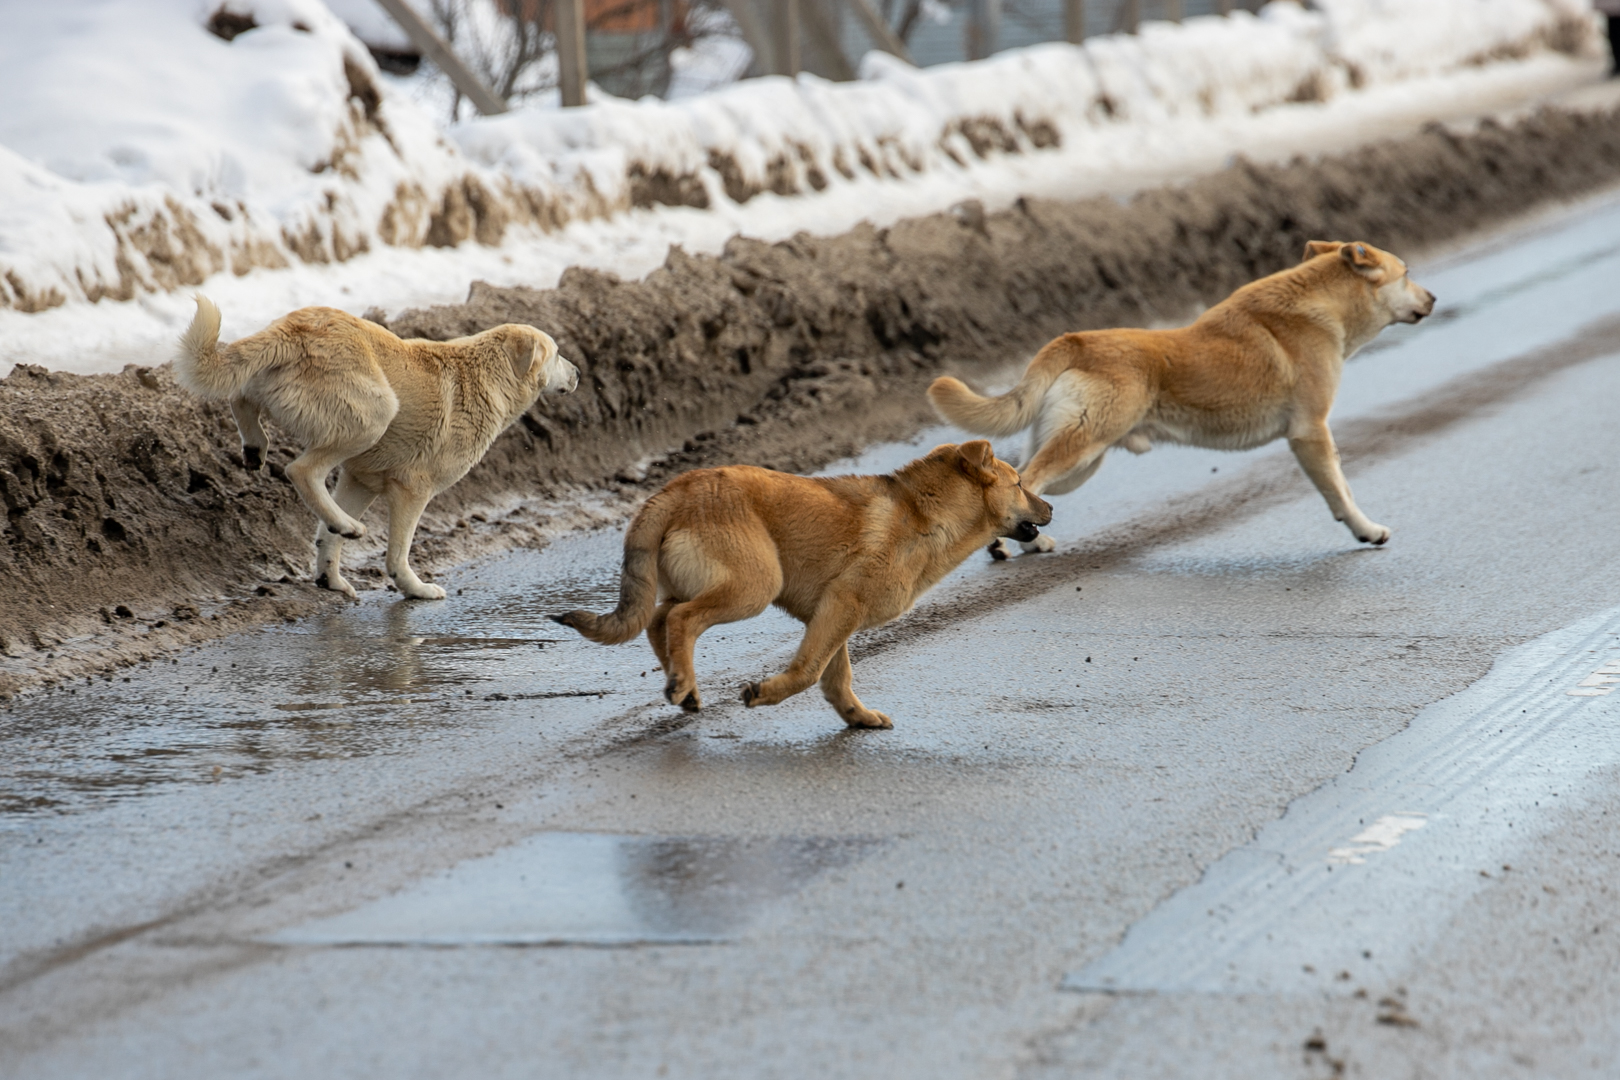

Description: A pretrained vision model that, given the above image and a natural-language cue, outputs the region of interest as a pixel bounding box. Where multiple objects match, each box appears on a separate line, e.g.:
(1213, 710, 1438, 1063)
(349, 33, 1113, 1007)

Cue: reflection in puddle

(414, 637, 560, 650)
(271, 832, 877, 946)
(0, 541, 635, 818)
(274, 698, 424, 712)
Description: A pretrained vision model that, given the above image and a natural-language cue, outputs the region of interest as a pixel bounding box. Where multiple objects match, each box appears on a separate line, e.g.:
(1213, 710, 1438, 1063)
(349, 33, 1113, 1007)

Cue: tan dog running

(929, 241, 1436, 558)
(553, 442, 1052, 728)
(175, 296, 578, 599)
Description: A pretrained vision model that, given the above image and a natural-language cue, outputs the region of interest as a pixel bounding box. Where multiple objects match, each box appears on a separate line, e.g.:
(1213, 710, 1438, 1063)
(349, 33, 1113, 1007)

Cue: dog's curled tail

(173, 294, 246, 401)
(927, 357, 1064, 437)
(551, 495, 673, 645)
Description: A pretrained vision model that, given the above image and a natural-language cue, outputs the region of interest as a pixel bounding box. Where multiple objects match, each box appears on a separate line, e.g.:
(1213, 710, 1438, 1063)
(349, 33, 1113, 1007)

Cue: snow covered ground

(0, 0, 1605, 376)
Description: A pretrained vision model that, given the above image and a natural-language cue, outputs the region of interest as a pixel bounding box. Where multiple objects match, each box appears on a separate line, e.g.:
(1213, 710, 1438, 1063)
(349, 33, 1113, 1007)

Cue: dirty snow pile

(0, 0, 1604, 375)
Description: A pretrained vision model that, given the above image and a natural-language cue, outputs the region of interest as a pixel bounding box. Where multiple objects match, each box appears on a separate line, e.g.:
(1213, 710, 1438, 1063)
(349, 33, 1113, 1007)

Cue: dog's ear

(957, 440, 998, 485)
(502, 326, 540, 379)
(1302, 240, 1341, 262)
(532, 330, 558, 368)
(1340, 242, 1380, 274)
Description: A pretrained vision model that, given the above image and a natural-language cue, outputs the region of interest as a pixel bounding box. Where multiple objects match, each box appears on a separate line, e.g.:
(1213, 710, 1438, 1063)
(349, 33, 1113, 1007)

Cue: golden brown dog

(175, 296, 578, 599)
(929, 241, 1435, 558)
(553, 442, 1052, 728)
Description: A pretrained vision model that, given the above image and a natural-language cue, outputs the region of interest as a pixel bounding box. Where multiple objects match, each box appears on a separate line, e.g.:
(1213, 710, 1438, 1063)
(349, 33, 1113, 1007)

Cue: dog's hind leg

(661, 582, 775, 712)
(988, 431, 1113, 559)
(645, 598, 676, 674)
(817, 643, 891, 729)
(286, 437, 379, 540)
(742, 598, 862, 711)
(989, 451, 1108, 559)
(313, 469, 378, 599)
(229, 398, 268, 471)
(382, 476, 444, 600)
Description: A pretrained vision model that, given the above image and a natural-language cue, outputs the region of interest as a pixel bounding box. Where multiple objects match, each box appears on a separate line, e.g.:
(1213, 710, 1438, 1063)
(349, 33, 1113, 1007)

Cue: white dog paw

(1024, 534, 1056, 554)
(327, 519, 367, 540)
(399, 581, 446, 601)
(988, 538, 1014, 561)
(1357, 523, 1391, 546)
(314, 570, 359, 600)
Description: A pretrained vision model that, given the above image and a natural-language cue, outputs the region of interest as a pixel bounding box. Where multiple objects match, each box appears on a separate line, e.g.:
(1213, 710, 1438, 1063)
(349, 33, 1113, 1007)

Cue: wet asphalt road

(8, 192, 1620, 1078)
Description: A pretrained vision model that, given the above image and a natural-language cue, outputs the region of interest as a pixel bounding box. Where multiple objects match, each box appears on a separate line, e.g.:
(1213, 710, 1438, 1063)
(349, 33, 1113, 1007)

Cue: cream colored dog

(929, 241, 1436, 558)
(175, 296, 578, 599)
(553, 442, 1052, 728)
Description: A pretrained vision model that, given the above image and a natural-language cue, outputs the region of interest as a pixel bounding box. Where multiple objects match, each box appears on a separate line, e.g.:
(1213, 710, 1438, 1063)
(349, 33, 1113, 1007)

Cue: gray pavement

(7, 190, 1620, 1077)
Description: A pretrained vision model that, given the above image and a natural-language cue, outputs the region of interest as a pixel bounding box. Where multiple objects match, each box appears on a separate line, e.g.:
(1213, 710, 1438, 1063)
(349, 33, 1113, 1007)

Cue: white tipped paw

(327, 519, 366, 540)
(314, 570, 359, 600)
(989, 538, 1014, 561)
(1356, 522, 1391, 546)
(1024, 534, 1056, 554)
(397, 579, 446, 601)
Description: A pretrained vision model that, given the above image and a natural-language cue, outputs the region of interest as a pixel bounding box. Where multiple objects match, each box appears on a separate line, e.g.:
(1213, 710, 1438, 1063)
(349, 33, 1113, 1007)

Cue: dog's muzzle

(550, 358, 580, 393)
(1407, 289, 1437, 324)
(1008, 521, 1042, 543)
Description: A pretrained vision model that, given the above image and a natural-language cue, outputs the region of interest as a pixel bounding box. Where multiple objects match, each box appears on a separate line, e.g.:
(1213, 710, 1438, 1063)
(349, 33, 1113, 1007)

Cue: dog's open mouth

(1008, 522, 1041, 543)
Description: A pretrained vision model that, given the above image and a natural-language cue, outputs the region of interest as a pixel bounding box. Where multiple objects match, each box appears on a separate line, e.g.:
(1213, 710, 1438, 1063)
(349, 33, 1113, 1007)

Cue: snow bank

(1320, 0, 1594, 83)
(0, 0, 1601, 317)
(454, 0, 1597, 208)
(0, 0, 601, 312)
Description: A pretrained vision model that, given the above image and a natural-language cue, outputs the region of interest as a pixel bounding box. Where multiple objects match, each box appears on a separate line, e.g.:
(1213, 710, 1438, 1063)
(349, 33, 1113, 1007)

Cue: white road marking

(1063, 607, 1620, 996)
(1325, 814, 1426, 865)
(1568, 656, 1620, 695)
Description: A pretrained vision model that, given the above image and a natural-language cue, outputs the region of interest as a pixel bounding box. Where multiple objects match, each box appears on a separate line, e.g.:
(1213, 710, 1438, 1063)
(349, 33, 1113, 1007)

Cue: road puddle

(274, 698, 423, 712)
(0, 542, 637, 818)
(270, 832, 877, 947)
(412, 636, 561, 651)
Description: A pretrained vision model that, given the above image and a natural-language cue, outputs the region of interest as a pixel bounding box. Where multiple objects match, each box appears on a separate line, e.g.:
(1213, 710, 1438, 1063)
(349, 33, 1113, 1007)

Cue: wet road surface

(7, 191, 1620, 1077)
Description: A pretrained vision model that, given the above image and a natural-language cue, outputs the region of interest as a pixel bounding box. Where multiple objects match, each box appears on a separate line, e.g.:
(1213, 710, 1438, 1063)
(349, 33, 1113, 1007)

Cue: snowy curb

(0, 0, 1601, 317)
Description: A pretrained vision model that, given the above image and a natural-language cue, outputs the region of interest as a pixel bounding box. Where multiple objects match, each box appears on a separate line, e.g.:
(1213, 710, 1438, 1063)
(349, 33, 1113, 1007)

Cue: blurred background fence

(332, 0, 1272, 115)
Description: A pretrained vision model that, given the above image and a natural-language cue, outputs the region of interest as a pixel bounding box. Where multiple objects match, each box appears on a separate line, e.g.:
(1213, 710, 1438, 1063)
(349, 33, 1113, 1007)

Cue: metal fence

(377, 0, 1273, 113)
(853, 1, 1262, 69)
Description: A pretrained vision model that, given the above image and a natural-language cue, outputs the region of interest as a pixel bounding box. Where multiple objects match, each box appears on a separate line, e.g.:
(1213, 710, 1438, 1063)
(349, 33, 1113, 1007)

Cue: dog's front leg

(1288, 427, 1390, 545)
(817, 642, 891, 729)
(383, 478, 445, 600)
(742, 601, 861, 713)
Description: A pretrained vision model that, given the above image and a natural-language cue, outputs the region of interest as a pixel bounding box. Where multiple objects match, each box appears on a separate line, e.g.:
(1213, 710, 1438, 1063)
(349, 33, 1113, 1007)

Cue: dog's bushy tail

(928, 355, 1065, 437)
(551, 495, 673, 645)
(173, 295, 248, 401)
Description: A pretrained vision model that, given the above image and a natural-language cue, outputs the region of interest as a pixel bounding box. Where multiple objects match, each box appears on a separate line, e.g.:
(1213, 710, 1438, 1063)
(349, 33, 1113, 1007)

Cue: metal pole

(1216, 0, 1233, 13)
(802, 0, 854, 79)
(553, 0, 588, 107)
(1119, 0, 1140, 34)
(371, 0, 507, 115)
(1165, 0, 1183, 22)
(964, 0, 1000, 61)
(719, 0, 773, 75)
(1064, 0, 1085, 43)
(776, 0, 802, 75)
(846, 0, 914, 63)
